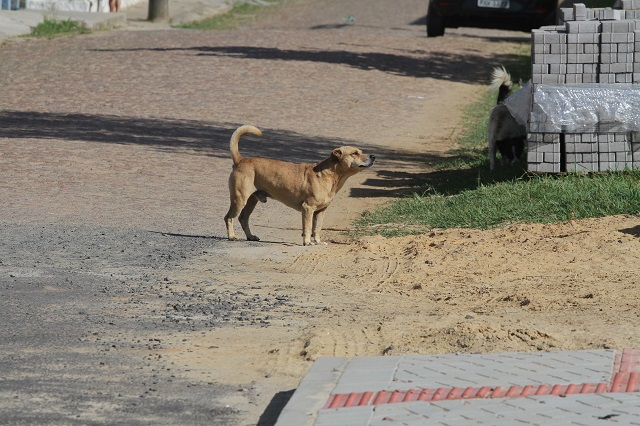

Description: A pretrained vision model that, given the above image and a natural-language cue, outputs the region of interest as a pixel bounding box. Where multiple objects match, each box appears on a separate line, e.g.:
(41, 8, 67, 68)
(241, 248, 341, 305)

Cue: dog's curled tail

(490, 66, 513, 104)
(230, 125, 262, 166)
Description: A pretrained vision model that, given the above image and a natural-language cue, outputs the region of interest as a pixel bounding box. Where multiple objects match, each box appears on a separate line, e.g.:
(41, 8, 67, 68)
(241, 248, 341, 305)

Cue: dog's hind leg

(225, 177, 253, 241)
(224, 201, 243, 240)
(238, 193, 261, 241)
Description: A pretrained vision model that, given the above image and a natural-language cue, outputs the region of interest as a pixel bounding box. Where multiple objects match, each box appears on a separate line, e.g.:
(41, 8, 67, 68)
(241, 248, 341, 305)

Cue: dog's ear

(332, 148, 343, 160)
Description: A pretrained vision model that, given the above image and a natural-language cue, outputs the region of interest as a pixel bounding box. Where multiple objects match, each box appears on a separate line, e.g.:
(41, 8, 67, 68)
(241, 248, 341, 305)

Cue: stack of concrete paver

(526, 2, 640, 173)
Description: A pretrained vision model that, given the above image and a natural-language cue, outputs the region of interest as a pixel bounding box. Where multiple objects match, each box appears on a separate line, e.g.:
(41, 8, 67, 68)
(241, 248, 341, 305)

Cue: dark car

(426, 0, 558, 36)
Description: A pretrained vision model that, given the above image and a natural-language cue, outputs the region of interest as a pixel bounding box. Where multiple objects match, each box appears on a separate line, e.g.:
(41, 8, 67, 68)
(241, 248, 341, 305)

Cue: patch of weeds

(30, 16, 90, 38)
(179, 0, 283, 30)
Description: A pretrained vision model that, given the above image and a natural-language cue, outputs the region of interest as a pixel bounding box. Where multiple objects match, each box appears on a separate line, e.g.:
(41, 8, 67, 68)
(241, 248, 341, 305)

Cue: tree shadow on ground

(354, 161, 527, 199)
(0, 110, 446, 197)
(92, 45, 527, 83)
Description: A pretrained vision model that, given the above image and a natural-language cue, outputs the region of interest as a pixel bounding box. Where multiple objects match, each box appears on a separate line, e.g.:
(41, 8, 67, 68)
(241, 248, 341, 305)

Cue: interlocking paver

(336, 350, 616, 393)
(332, 393, 640, 425)
(333, 356, 401, 394)
(279, 349, 640, 425)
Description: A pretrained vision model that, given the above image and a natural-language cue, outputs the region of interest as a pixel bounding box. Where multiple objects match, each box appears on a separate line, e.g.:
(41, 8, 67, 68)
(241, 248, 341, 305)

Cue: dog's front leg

(312, 209, 327, 245)
(301, 204, 315, 246)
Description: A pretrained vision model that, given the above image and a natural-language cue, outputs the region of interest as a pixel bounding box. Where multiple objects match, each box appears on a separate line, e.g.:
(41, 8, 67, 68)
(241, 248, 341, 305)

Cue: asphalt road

(0, 0, 530, 423)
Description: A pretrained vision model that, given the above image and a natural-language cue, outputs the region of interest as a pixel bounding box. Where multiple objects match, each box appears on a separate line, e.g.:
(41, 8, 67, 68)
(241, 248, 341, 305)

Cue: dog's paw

(247, 235, 261, 241)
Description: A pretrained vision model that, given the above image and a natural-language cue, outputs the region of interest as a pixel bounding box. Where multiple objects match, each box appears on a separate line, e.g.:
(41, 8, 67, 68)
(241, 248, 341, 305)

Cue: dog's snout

(370, 155, 375, 161)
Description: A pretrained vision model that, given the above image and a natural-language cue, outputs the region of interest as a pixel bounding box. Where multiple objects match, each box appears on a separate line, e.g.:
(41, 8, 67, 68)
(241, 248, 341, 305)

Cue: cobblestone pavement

(0, 0, 528, 238)
(0, 0, 530, 424)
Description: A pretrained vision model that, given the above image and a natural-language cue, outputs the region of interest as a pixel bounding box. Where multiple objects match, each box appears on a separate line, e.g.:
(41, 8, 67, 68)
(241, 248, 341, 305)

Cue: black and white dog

(487, 67, 527, 170)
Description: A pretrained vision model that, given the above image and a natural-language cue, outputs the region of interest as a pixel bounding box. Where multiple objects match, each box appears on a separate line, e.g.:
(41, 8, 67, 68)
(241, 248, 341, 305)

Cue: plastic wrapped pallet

(530, 84, 640, 133)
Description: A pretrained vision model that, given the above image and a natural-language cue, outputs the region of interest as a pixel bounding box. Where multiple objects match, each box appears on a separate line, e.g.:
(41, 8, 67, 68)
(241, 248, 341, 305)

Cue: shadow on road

(0, 110, 443, 198)
(257, 389, 295, 426)
(91, 45, 526, 83)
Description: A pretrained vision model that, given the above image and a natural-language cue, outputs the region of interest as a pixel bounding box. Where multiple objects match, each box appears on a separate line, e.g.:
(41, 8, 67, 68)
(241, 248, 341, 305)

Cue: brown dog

(224, 125, 375, 246)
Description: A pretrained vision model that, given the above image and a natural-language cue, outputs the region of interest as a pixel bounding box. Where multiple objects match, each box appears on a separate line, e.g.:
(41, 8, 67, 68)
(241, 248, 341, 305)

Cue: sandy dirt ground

(1, 0, 640, 424)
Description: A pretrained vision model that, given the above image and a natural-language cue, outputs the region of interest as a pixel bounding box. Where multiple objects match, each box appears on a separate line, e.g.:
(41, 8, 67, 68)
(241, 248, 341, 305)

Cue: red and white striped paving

(277, 349, 640, 425)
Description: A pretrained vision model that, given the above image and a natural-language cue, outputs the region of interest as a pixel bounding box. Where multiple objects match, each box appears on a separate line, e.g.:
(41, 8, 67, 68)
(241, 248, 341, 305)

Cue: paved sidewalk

(0, 0, 231, 40)
(277, 349, 640, 425)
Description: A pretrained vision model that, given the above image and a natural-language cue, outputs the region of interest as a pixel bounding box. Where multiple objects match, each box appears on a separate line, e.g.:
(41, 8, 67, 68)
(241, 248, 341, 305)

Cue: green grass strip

(355, 44, 640, 236)
(30, 16, 89, 38)
(179, 0, 281, 30)
(357, 172, 640, 236)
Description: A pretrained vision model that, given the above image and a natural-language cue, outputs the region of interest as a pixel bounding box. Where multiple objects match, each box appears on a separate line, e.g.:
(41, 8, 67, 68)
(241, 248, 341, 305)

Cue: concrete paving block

(543, 31, 563, 44)
(578, 53, 598, 63)
(603, 19, 636, 33)
(608, 141, 631, 153)
(277, 356, 350, 426)
(528, 153, 544, 164)
(567, 63, 583, 73)
(565, 73, 581, 83)
(612, 32, 635, 42)
(584, 43, 599, 53)
(577, 143, 598, 153)
(532, 29, 545, 43)
(611, 62, 633, 72)
(532, 63, 549, 74)
(620, 42, 634, 52)
(621, 0, 640, 9)
(616, 73, 633, 82)
(568, 162, 598, 172)
(533, 43, 550, 54)
(333, 356, 401, 394)
(549, 63, 567, 74)
(560, 7, 574, 22)
(535, 161, 559, 173)
(315, 406, 373, 426)
(540, 24, 567, 32)
(544, 152, 560, 163)
(579, 32, 600, 43)
(602, 8, 625, 20)
(528, 133, 543, 142)
(573, 3, 588, 20)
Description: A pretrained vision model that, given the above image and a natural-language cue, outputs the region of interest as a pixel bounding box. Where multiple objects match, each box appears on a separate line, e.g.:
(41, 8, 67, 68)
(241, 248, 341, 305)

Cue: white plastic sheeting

(530, 84, 640, 133)
(504, 81, 532, 127)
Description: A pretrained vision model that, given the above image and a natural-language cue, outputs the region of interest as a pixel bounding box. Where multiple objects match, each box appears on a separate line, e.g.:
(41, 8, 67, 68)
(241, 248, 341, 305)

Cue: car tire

(426, 3, 445, 37)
